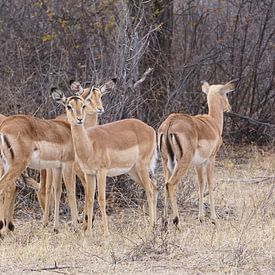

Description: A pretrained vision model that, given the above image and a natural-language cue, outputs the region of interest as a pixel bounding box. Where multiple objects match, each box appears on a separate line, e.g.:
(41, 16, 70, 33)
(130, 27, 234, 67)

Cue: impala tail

(0, 134, 14, 166)
(149, 138, 158, 176)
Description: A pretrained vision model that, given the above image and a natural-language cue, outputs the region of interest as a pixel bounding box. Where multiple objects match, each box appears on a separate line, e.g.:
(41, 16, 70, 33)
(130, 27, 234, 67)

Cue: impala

(158, 80, 236, 227)
(36, 80, 115, 225)
(53, 89, 158, 238)
(0, 81, 112, 234)
(0, 114, 16, 233)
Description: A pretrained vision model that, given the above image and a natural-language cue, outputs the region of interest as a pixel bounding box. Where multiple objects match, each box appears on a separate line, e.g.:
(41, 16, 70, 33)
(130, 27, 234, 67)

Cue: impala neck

(208, 97, 224, 135)
(84, 113, 98, 128)
(70, 123, 93, 161)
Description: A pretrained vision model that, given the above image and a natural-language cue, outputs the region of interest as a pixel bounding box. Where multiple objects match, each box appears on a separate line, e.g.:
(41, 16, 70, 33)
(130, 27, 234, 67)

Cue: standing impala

(158, 80, 236, 227)
(0, 82, 110, 235)
(53, 89, 158, 238)
(36, 80, 115, 226)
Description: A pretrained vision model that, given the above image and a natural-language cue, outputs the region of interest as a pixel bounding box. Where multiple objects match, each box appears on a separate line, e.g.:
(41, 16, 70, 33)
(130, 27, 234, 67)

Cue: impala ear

(83, 86, 95, 103)
(70, 81, 83, 95)
(220, 82, 235, 94)
(99, 78, 116, 94)
(51, 87, 66, 106)
(201, 81, 210, 95)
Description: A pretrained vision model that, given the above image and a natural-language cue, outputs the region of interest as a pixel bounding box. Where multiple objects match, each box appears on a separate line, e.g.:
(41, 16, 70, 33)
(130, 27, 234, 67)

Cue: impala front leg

(84, 174, 96, 238)
(62, 163, 78, 230)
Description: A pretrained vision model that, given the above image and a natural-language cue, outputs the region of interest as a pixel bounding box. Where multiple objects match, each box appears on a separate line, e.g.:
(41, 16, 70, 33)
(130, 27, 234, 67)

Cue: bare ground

(0, 145, 274, 274)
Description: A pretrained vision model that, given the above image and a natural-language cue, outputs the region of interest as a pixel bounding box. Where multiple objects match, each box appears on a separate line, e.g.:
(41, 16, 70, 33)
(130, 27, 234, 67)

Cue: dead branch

(133, 67, 153, 89)
(226, 112, 275, 128)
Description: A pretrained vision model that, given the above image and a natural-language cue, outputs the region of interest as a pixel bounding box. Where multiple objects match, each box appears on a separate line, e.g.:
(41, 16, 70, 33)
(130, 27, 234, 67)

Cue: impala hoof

(53, 228, 59, 234)
(8, 222, 15, 232)
(173, 216, 179, 226)
(0, 220, 4, 230)
(161, 217, 168, 231)
(198, 215, 205, 223)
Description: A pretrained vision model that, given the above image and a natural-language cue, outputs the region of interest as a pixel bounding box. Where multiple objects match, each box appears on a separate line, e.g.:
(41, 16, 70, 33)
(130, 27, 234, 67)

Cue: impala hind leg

(97, 170, 109, 237)
(51, 168, 63, 233)
(207, 158, 217, 224)
(195, 164, 207, 223)
(3, 184, 16, 233)
(166, 159, 191, 228)
(129, 166, 158, 232)
(161, 157, 171, 227)
(0, 161, 28, 235)
(36, 169, 47, 212)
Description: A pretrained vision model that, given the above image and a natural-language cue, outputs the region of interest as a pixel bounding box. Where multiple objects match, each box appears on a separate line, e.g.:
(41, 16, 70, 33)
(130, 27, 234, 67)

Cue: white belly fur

(29, 150, 62, 169)
(107, 167, 131, 177)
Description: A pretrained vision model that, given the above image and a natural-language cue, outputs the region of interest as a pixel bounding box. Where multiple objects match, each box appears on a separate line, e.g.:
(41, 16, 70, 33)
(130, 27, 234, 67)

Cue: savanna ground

(0, 145, 274, 274)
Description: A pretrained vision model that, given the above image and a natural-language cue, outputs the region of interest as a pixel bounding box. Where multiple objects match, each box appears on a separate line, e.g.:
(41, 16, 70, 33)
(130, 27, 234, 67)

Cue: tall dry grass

(0, 145, 274, 274)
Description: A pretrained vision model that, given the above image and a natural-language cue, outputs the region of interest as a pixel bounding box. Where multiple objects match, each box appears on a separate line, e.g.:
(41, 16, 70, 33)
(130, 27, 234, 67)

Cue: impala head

(201, 80, 236, 112)
(52, 78, 116, 125)
(52, 87, 101, 125)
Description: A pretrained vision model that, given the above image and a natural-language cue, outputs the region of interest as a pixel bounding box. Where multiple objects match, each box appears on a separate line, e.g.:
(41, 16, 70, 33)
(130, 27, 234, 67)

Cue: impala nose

(76, 117, 83, 124)
(97, 107, 104, 114)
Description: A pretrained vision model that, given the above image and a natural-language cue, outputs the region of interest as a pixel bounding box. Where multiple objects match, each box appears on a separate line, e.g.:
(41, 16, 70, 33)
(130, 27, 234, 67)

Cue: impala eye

(82, 105, 86, 109)
(67, 105, 72, 111)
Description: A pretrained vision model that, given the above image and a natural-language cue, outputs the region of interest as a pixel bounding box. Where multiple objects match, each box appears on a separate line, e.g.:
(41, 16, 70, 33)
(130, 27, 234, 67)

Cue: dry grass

(0, 145, 274, 274)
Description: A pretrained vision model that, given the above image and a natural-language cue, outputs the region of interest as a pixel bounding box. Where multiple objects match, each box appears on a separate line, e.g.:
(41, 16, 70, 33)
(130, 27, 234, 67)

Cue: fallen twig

(23, 261, 81, 272)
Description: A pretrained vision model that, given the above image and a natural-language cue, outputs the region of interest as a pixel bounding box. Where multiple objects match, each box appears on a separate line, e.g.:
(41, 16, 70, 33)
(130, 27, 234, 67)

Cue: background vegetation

(0, 0, 274, 143)
(0, 2, 274, 272)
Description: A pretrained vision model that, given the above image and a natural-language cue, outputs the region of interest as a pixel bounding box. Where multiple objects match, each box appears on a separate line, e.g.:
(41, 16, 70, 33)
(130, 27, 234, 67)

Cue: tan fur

(0, 83, 107, 234)
(59, 93, 158, 238)
(36, 86, 102, 213)
(158, 81, 235, 227)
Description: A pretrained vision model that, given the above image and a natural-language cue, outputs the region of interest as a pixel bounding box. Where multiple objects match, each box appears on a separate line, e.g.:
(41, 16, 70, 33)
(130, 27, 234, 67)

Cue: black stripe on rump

(172, 133, 183, 159)
(159, 134, 163, 152)
(3, 135, 14, 159)
(166, 134, 174, 162)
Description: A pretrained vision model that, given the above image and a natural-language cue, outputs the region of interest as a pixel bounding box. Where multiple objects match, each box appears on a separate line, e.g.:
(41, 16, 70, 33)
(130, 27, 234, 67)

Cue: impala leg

(36, 169, 47, 212)
(84, 174, 96, 238)
(52, 168, 62, 233)
(161, 157, 171, 226)
(207, 158, 217, 224)
(62, 163, 78, 230)
(97, 170, 109, 237)
(42, 169, 54, 227)
(4, 184, 16, 232)
(0, 161, 28, 235)
(0, 191, 4, 235)
(166, 159, 190, 227)
(74, 162, 89, 226)
(129, 167, 158, 232)
(195, 164, 206, 223)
